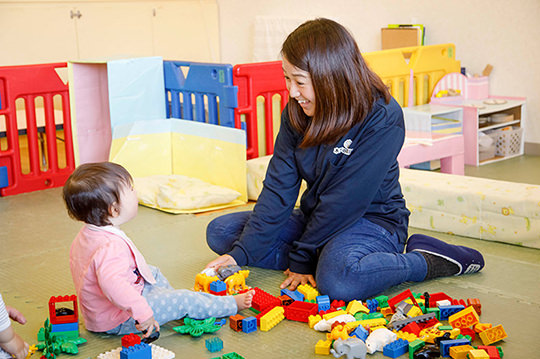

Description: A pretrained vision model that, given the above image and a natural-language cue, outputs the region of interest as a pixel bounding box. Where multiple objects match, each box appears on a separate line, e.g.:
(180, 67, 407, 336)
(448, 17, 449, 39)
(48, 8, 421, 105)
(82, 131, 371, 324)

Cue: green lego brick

(409, 339, 425, 359)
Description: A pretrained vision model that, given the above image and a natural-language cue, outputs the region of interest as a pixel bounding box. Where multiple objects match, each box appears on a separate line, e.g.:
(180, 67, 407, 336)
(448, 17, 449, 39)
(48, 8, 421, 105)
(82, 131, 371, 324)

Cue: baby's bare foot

(234, 289, 255, 311)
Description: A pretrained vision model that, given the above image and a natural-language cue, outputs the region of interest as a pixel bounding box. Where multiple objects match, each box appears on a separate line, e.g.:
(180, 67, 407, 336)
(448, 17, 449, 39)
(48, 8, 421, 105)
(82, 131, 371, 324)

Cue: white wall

(217, 0, 540, 147)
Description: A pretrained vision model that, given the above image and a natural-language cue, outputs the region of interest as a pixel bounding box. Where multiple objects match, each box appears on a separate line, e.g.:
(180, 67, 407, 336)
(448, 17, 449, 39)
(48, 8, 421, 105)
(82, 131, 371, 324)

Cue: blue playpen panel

(163, 61, 238, 127)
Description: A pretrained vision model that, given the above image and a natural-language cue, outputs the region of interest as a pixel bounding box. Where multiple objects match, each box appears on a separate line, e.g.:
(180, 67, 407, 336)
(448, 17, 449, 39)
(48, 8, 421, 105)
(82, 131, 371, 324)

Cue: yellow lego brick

(260, 306, 285, 331)
(449, 344, 474, 359)
(315, 339, 332, 355)
(448, 306, 480, 329)
(346, 300, 369, 315)
(478, 324, 507, 345)
(308, 314, 322, 329)
(395, 330, 418, 342)
(468, 349, 490, 359)
(297, 284, 319, 301)
(322, 309, 347, 321)
(344, 318, 387, 331)
(381, 306, 393, 317)
(407, 306, 423, 317)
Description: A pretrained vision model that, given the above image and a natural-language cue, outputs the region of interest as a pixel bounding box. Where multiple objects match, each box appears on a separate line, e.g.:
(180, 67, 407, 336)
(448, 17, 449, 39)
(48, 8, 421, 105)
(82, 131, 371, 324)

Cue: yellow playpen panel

(364, 43, 460, 107)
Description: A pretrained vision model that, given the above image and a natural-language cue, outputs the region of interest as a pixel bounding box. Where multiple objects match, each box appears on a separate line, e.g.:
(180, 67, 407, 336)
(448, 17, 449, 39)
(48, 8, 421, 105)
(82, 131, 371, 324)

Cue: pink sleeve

(93, 241, 154, 323)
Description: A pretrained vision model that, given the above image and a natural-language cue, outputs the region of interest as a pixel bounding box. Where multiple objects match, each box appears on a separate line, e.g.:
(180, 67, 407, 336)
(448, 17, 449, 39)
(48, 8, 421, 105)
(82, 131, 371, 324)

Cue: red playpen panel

(233, 61, 288, 159)
(0, 63, 75, 196)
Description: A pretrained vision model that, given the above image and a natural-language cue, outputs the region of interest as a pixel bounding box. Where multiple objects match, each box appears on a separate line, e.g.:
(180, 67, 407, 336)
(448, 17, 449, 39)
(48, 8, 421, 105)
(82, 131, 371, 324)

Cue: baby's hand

(135, 316, 160, 339)
(6, 306, 27, 325)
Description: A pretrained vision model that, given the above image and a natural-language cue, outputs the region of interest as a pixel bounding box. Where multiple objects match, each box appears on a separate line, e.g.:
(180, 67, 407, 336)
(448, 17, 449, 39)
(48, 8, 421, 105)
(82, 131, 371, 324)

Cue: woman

(205, 18, 484, 301)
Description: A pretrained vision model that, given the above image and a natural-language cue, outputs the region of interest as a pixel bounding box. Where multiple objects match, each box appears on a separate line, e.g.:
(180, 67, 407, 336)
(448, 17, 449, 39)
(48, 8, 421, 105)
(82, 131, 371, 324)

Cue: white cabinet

(0, 0, 220, 66)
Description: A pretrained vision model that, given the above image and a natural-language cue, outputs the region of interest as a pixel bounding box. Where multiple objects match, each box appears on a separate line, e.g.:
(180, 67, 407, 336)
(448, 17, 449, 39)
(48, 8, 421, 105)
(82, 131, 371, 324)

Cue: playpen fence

(164, 61, 238, 128)
(0, 63, 74, 196)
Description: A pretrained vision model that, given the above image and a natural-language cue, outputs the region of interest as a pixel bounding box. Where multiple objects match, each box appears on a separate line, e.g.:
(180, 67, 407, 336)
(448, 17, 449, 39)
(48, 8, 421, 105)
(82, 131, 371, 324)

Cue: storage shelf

(479, 153, 523, 166)
(478, 119, 521, 132)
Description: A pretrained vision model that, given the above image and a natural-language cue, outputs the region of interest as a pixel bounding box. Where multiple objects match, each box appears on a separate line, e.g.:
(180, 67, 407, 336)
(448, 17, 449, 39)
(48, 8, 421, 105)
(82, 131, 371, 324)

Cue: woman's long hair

(281, 18, 391, 147)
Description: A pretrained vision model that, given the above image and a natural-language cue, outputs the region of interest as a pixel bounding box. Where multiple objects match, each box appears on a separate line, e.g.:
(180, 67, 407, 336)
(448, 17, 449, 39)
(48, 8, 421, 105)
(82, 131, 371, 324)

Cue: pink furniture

(398, 134, 465, 175)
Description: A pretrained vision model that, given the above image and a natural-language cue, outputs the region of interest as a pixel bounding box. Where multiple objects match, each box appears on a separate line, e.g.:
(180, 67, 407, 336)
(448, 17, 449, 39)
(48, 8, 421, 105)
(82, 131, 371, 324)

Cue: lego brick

(366, 299, 379, 313)
(121, 333, 141, 348)
(229, 314, 245, 332)
(297, 283, 319, 301)
(383, 338, 409, 358)
(468, 349, 490, 359)
(350, 324, 369, 342)
(284, 301, 317, 322)
(315, 339, 332, 355)
(428, 292, 453, 307)
(49, 295, 78, 325)
(51, 322, 79, 332)
(241, 317, 257, 334)
(438, 305, 465, 320)
(120, 343, 151, 359)
(401, 322, 422, 336)
(449, 306, 480, 329)
(280, 288, 304, 302)
(251, 287, 281, 312)
(308, 314, 322, 329)
(440, 339, 471, 357)
(260, 306, 284, 331)
(205, 337, 223, 353)
(346, 300, 369, 315)
(322, 310, 347, 321)
(467, 298, 482, 315)
(476, 346, 502, 359)
(98, 344, 174, 359)
(449, 344, 474, 359)
(316, 295, 330, 311)
(387, 312, 436, 331)
(278, 294, 293, 306)
(478, 325, 507, 346)
(331, 300, 346, 309)
(408, 338, 425, 359)
(388, 289, 420, 313)
(222, 353, 245, 359)
(209, 280, 226, 293)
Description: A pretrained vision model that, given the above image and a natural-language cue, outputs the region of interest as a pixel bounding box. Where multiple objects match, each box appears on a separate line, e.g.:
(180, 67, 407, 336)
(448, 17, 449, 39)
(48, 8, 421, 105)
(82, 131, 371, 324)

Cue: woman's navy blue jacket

(228, 96, 410, 274)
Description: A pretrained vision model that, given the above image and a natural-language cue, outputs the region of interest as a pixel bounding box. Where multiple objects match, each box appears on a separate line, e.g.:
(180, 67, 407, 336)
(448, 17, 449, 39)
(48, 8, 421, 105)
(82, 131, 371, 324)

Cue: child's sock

(419, 252, 459, 280)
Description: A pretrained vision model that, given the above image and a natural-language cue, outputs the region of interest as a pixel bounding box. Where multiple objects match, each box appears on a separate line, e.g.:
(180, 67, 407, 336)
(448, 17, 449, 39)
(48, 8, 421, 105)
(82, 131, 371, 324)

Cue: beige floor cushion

(247, 156, 540, 248)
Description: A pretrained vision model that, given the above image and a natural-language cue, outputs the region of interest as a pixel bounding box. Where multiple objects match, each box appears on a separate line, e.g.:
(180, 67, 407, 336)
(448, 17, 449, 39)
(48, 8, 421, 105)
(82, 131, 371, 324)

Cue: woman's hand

(205, 254, 237, 270)
(280, 269, 316, 290)
(135, 316, 160, 339)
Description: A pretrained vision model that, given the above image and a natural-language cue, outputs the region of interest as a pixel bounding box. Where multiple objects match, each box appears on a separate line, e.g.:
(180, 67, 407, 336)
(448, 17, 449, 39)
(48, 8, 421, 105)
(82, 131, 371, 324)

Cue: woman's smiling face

(282, 57, 316, 117)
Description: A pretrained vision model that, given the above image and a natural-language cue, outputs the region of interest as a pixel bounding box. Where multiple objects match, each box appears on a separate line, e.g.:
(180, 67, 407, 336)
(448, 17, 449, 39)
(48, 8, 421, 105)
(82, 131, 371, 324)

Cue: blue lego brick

(210, 280, 227, 293)
(51, 322, 79, 332)
(0, 166, 8, 189)
(120, 343, 151, 359)
(316, 295, 330, 311)
(214, 318, 227, 326)
(350, 324, 369, 342)
(205, 337, 223, 353)
(383, 338, 409, 358)
(241, 317, 257, 334)
(366, 299, 379, 313)
(438, 304, 465, 320)
(440, 339, 471, 357)
(280, 288, 304, 302)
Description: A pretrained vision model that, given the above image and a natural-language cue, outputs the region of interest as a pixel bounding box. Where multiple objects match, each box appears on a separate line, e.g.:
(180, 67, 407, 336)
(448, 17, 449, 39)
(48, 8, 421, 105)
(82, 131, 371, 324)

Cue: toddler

(63, 162, 253, 337)
(0, 294, 29, 359)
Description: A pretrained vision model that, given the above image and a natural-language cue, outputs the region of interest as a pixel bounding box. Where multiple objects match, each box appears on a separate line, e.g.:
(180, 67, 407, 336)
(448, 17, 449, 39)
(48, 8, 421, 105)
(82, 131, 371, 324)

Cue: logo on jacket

(333, 139, 353, 155)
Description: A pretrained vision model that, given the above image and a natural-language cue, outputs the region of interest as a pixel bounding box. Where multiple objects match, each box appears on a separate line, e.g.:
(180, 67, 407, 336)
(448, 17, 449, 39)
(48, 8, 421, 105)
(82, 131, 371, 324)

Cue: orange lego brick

(478, 324, 507, 345)
(449, 306, 480, 329)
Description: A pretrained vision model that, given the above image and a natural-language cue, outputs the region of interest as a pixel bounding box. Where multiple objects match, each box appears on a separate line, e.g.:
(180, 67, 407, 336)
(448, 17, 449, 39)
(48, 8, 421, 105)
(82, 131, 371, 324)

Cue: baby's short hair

(63, 162, 133, 226)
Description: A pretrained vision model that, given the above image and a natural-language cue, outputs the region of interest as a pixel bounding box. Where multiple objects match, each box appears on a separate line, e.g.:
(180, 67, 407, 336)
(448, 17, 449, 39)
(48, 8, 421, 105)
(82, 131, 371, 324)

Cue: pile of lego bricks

(227, 285, 506, 359)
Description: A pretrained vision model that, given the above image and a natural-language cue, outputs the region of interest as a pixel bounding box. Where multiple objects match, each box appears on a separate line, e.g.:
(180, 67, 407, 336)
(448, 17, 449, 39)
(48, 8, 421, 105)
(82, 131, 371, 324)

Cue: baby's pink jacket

(69, 224, 156, 332)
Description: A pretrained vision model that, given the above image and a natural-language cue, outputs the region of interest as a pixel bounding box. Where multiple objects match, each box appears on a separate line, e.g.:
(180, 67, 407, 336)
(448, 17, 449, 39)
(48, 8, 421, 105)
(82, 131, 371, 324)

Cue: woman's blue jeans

(206, 209, 427, 301)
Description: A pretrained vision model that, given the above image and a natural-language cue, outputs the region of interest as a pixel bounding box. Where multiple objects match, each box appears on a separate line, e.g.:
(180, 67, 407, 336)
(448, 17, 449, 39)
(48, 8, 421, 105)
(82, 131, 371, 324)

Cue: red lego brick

(122, 333, 141, 348)
(251, 287, 281, 312)
(387, 289, 420, 313)
(284, 301, 318, 322)
(460, 327, 476, 341)
(428, 292, 453, 307)
(49, 295, 78, 324)
(331, 300, 346, 309)
(477, 346, 501, 359)
(401, 322, 422, 336)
